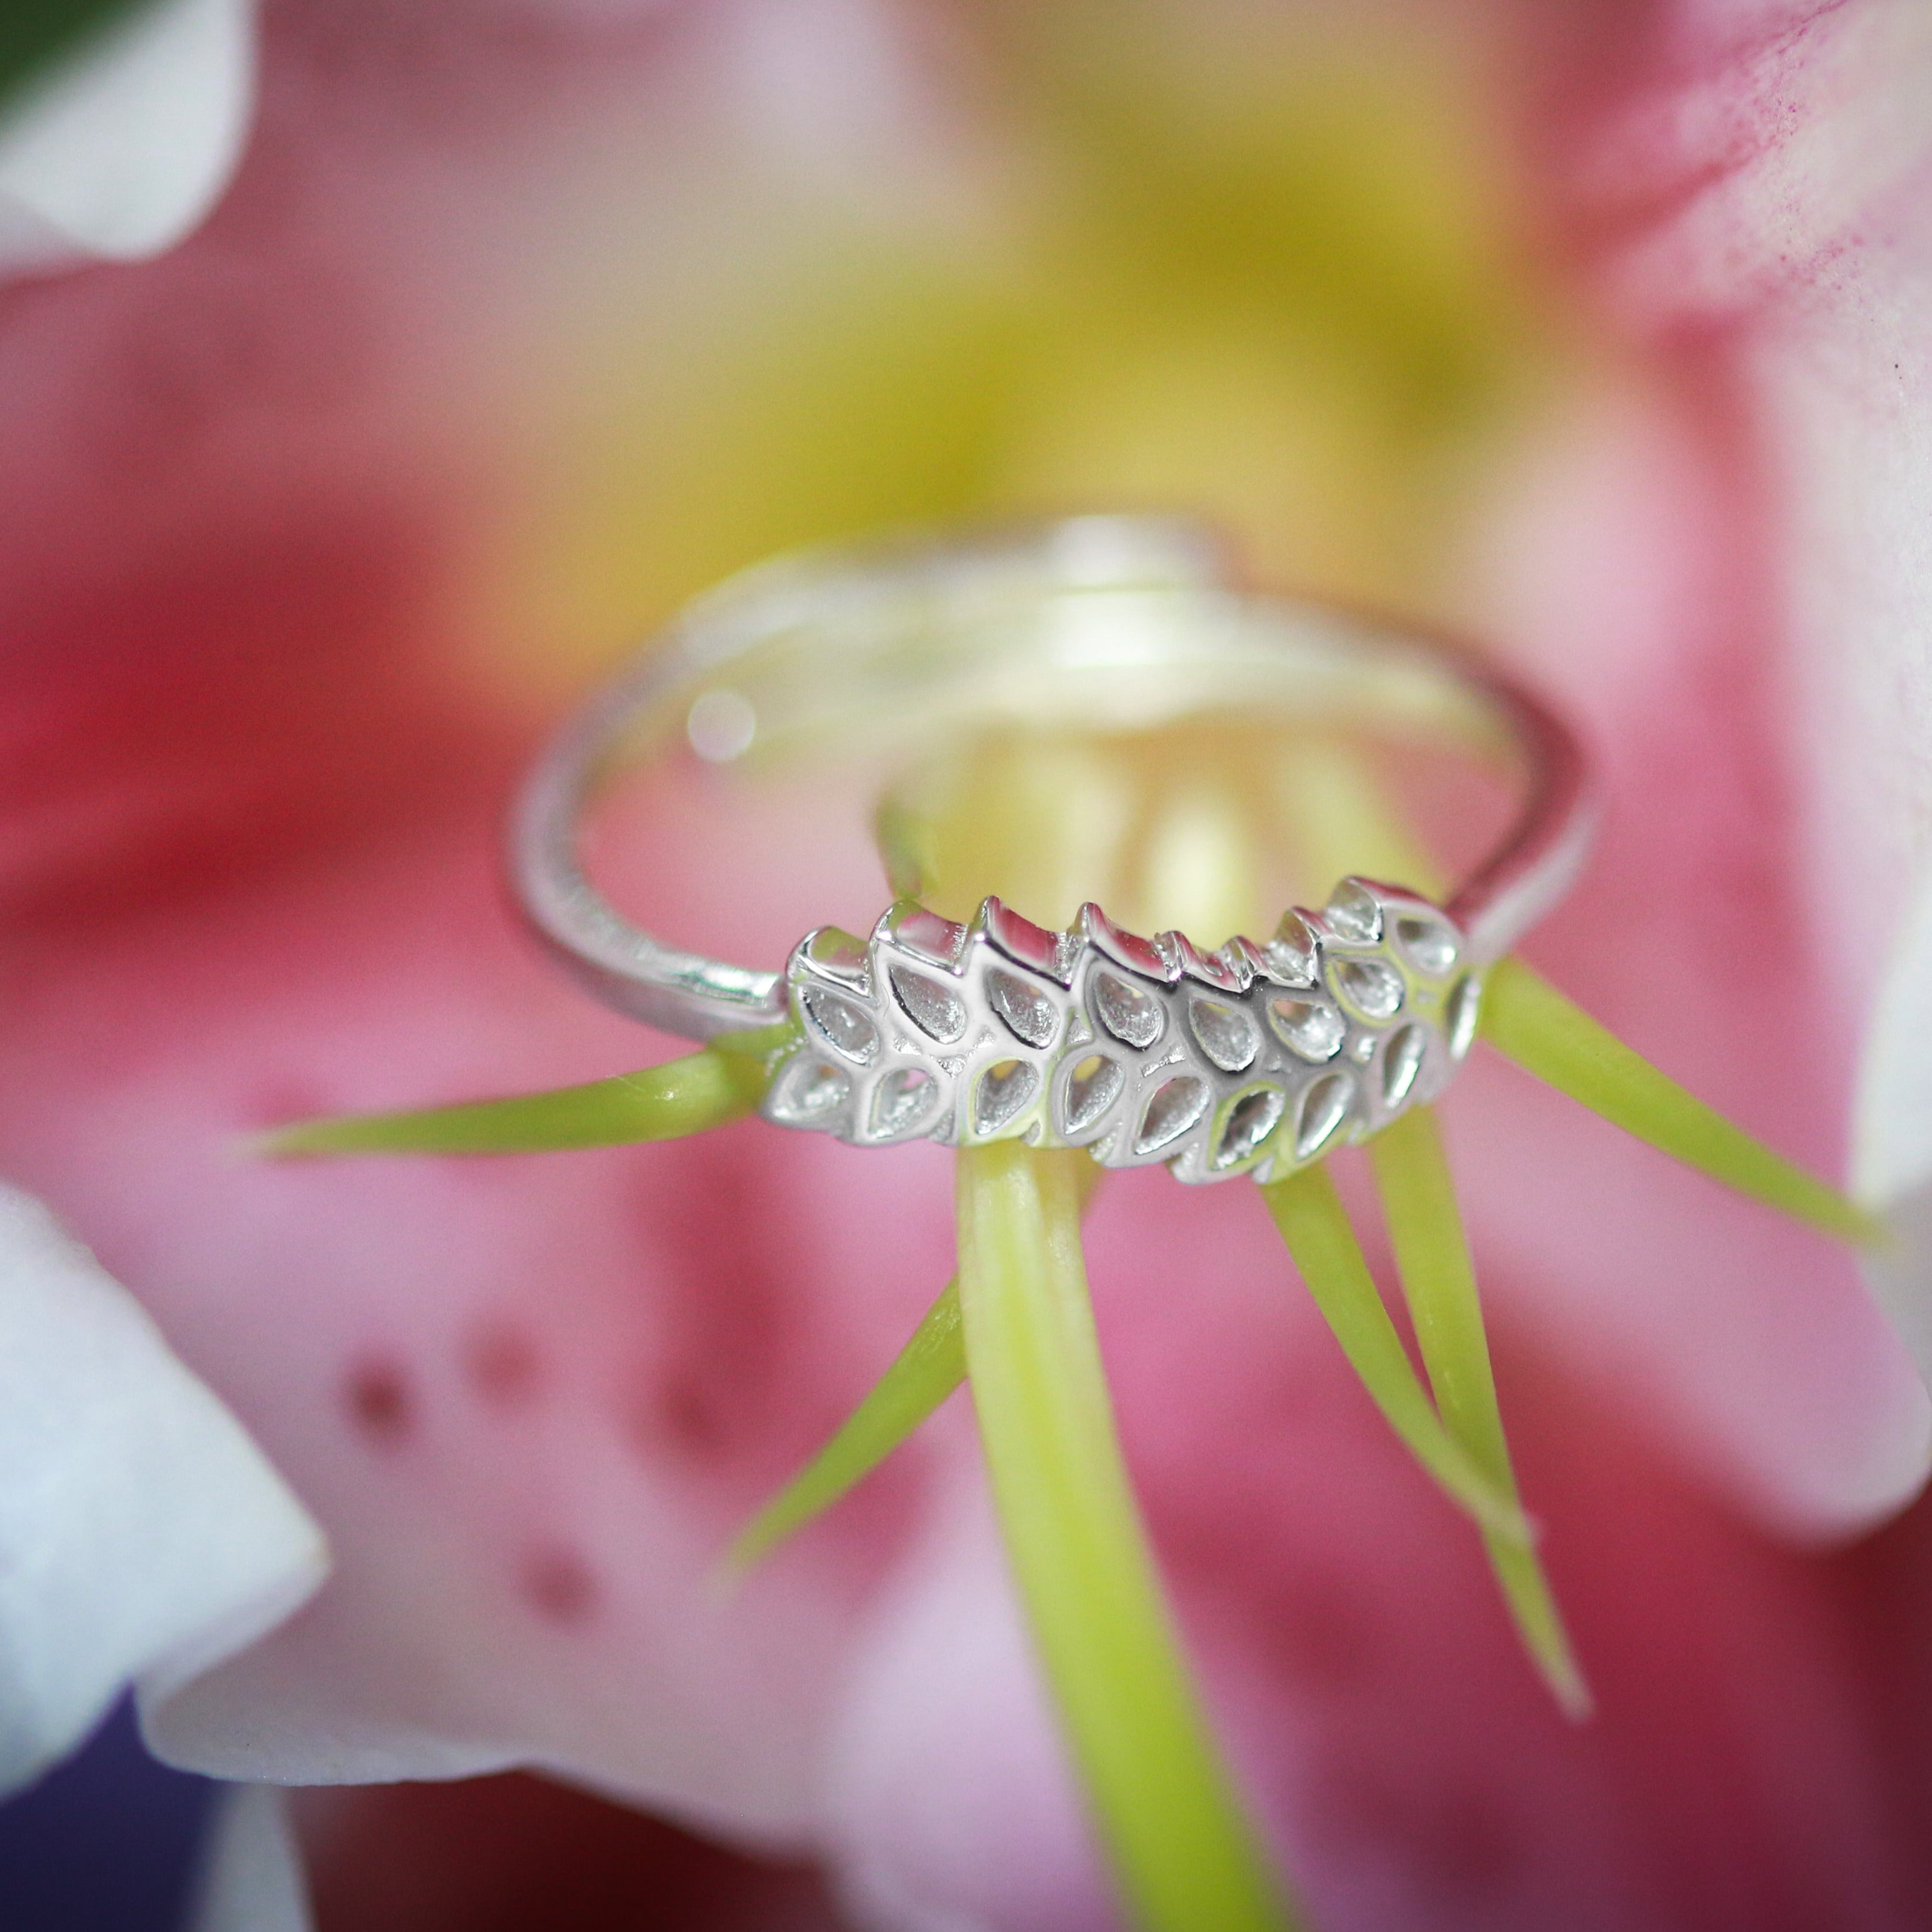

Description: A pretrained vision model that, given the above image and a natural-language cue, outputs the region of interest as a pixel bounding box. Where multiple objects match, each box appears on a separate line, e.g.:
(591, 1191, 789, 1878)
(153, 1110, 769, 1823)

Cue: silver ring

(511, 517, 1596, 1182)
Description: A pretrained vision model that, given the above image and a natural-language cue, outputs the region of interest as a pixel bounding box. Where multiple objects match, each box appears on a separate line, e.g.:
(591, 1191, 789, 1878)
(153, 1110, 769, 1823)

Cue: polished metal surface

(764, 878, 1480, 1183)
(510, 517, 1596, 1177)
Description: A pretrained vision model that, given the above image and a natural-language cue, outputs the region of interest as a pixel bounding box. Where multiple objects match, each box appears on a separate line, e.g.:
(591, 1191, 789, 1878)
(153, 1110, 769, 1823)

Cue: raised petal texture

(0, 1185, 325, 1795)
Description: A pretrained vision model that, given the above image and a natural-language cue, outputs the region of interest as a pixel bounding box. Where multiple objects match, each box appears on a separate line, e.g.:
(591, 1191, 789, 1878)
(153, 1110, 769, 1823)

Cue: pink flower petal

(1467, 364, 1930, 1533)
(0, 816, 960, 1826)
(6, 0, 1932, 1918)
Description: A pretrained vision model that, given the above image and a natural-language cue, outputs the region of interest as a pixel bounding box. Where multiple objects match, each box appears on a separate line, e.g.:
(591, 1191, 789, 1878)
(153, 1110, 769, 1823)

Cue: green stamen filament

(958, 1140, 1295, 1932)
(1368, 1106, 1589, 1717)
(732, 1164, 1106, 1568)
(1479, 958, 1881, 1247)
(1259, 1161, 1534, 1545)
(254, 1027, 791, 1158)
(728, 1277, 965, 1571)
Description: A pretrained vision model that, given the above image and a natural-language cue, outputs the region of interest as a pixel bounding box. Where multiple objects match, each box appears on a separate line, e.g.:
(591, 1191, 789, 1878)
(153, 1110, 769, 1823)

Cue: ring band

(511, 518, 1595, 1181)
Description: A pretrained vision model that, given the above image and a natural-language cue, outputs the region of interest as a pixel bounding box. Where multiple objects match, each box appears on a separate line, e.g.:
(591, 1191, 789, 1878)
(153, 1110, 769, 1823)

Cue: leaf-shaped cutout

(1324, 880, 1383, 942)
(871, 1066, 939, 1137)
(1444, 974, 1481, 1057)
(988, 968, 1061, 1049)
(1062, 1052, 1125, 1135)
(1329, 958, 1403, 1022)
(800, 985, 880, 1063)
(1093, 970, 1165, 1049)
(1214, 1085, 1285, 1170)
(1395, 916, 1458, 975)
(890, 964, 967, 1044)
(1380, 1024, 1427, 1108)
(975, 1058, 1040, 1135)
(1188, 997, 1259, 1074)
(770, 1057, 851, 1124)
(1267, 995, 1344, 1063)
(1293, 1072, 1354, 1160)
(1136, 1075, 1209, 1154)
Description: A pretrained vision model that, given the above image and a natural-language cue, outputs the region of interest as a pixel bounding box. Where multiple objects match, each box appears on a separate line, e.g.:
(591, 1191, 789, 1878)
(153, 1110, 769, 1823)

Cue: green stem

(255, 1030, 790, 1157)
(1258, 1162, 1534, 1545)
(728, 1278, 966, 1571)
(1367, 1107, 1590, 1717)
(732, 1162, 1108, 1568)
(1478, 958, 1882, 1245)
(958, 1140, 1295, 1932)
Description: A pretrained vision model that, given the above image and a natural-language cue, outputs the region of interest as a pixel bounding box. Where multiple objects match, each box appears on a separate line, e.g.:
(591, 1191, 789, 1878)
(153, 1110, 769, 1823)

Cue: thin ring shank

(510, 517, 1595, 1040)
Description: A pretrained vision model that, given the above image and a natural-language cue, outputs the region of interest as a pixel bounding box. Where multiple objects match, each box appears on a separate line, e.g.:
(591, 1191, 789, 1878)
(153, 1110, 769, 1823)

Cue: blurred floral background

(5, 1, 1932, 1927)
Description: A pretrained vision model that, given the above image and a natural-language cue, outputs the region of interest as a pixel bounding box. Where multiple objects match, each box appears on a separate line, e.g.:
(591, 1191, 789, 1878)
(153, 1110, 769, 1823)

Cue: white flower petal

(0, 0, 254, 278)
(0, 1184, 326, 1795)
(1856, 875, 1932, 1385)
(1857, 868, 1932, 1212)
(188, 1784, 314, 1932)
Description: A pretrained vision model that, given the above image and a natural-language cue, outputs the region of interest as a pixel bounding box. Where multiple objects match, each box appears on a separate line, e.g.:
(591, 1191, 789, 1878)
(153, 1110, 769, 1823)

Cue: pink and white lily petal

(1445, 0, 1932, 1535)
(1554, 1, 1932, 1201)
(1705, 0, 1932, 1466)
(1461, 369, 1931, 1538)
(1651, 6, 1932, 1400)
(825, 1475, 1108, 1932)
(0, 1184, 325, 1796)
(24, 823, 942, 1834)
(5, 0, 1932, 1921)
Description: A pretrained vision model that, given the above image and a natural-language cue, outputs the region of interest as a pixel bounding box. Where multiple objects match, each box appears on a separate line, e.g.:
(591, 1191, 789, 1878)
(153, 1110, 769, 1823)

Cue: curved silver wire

(509, 516, 1596, 1047)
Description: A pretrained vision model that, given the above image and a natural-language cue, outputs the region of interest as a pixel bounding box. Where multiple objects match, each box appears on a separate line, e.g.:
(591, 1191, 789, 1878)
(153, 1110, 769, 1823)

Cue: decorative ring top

(510, 517, 1596, 1180)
